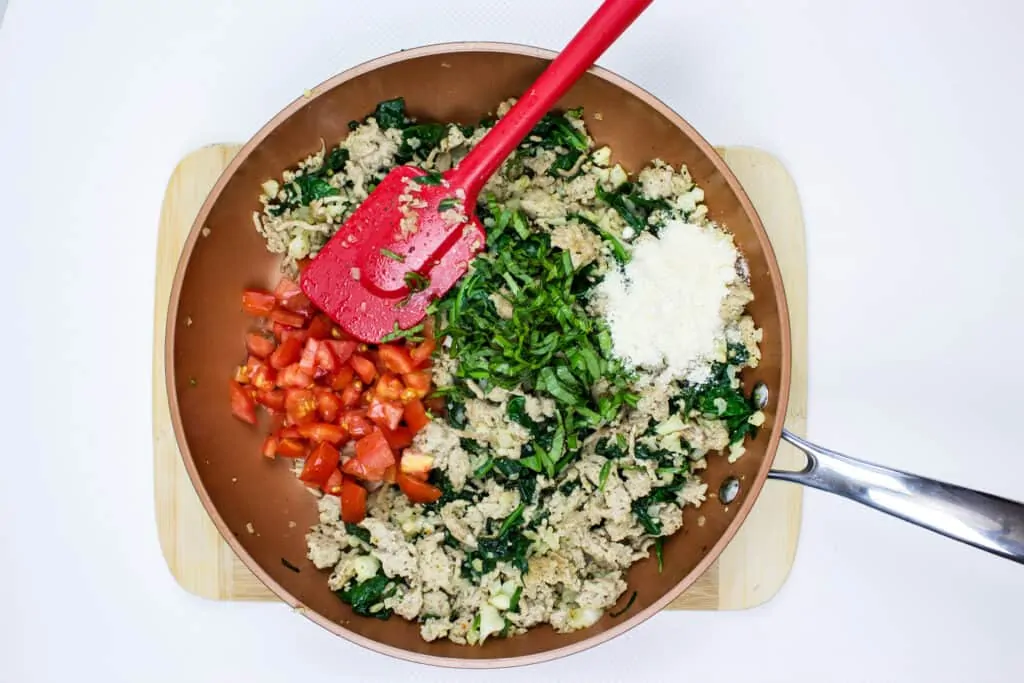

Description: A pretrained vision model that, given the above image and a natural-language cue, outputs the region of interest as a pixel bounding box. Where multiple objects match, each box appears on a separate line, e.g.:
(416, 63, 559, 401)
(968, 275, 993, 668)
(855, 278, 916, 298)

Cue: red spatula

(300, 0, 654, 342)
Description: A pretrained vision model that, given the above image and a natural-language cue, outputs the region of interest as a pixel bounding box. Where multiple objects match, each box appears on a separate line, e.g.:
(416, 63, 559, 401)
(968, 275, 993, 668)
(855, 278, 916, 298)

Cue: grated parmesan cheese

(597, 219, 740, 384)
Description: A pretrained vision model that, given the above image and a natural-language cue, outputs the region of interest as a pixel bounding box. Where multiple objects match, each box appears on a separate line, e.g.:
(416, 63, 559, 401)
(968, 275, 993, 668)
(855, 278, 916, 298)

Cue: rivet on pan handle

(770, 429, 1024, 565)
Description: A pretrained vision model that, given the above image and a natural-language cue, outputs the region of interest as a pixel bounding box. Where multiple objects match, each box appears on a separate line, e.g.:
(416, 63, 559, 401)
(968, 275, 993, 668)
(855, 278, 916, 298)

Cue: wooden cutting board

(153, 144, 807, 609)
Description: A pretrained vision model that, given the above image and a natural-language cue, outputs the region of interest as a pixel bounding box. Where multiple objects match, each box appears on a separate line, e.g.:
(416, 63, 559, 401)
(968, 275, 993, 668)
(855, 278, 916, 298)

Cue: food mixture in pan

(231, 98, 764, 645)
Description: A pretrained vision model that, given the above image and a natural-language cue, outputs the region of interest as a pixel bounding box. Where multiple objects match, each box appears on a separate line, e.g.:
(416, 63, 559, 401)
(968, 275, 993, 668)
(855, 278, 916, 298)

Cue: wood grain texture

(153, 144, 806, 608)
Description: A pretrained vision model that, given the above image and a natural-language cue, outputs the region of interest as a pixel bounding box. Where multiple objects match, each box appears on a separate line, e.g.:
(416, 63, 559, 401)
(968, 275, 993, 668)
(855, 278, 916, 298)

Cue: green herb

(631, 480, 684, 536)
(379, 321, 425, 343)
(572, 213, 629, 264)
(508, 585, 523, 612)
(413, 171, 444, 186)
(438, 197, 460, 212)
(293, 174, 340, 203)
(380, 248, 405, 262)
(654, 538, 664, 573)
(598, 460, 613, 491)
(595, 435, 627, 459)
(595, 182, 670, 235)
(496, 503, 525, 537)
(345, 523, 371, 544)
(404, 271, 430, 292)
(397, 122, 447, 163)
(334, 572, 397, 619)
(674, 362, 757, 444)
(373, 97, 407, 129)
(609, 591, 638, 618)
(323, 146, 349, 174)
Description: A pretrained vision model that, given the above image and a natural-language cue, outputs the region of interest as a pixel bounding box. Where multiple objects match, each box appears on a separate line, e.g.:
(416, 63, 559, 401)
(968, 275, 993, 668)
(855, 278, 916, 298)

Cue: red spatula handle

(449, 0, 654, 199)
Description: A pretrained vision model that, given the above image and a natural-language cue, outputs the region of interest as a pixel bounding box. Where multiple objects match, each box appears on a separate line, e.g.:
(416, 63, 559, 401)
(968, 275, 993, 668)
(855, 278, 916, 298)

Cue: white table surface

(2, 0, 1023, 680)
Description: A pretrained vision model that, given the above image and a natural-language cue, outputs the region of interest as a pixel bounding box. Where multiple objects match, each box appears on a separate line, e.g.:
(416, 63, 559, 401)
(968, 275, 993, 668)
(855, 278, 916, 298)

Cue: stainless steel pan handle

(770, 430, 1024, 564)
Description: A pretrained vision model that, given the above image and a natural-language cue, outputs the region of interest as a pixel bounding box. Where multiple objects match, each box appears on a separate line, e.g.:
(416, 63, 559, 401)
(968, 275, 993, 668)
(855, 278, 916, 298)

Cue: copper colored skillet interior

(165, 43, 1024, 669)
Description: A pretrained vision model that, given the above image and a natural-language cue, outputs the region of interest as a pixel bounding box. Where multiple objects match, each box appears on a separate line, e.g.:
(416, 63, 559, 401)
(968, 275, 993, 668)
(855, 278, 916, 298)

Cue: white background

(1, 0, 1023, 681)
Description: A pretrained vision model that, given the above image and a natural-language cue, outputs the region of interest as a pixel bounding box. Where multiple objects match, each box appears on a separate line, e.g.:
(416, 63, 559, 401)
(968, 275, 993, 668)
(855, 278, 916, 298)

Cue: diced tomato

(271, 322, 288, 341)
(280, 328, 309, 345)
(396, 471, 442, 504)
(382, 465, 397, 484)
(245, 332, 276, 359)
(241, 289, 276, 317)
(403, 399, 430, 433)
(340, 410, 373, 438)
(410, 338, 436, 366)
(269, 336, 303, 369)
(233, 364, 250, 385)
(279, 425, 302, 439)
(270, 307, 306, 328)
(349, 430, 396, 481)
(285, 389, 318, 426)
(316, 391, 342, 423)
(424, 396, 445, 415)
(299, 338, 319, 374)
(381, 425, 414, 450)
(298, 423, 346, 445)
(230, 381, 257, 424)
(375, 373, 405, 402)
(322, 340, 357, 365)
(278, 364, 313, 389)
(250, 363, 276, 392)
(340, 382, 363, 408)
(324, 469, 343, 496)
(256, 389, 285, 412)
(349, 354, 376, 384)
(306, 314, 332, 341)
(274, 277, 314, 317)
(340, 478, 367, 523)
(378, 344, 417, 374)
(330, 366, 355, 391)
(261, 435, 279, 459)
(275, 437, 307, 458)
(299, 442, 340, 487)
(315, 343, 338, 374)
(399, 451, 434, 480)
(402, 371, 432, 398)
(367, 398, 404, 431)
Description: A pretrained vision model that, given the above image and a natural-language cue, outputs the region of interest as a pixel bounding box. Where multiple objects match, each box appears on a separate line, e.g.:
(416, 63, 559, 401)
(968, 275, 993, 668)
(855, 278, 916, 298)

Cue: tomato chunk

(245, 332, 276, 359)
(299, 442, 340, 488)
(278, 364, 313, 389)
(322, 340, 357, 365)
(403, 399, 430, 433)
(340, 382, 363, 408)
(241, 289, 276, 317)
(270, 307, 306, 328)
(402, 371, 431, 399)
(340, 478, 367, 523)
(349, 354, 376, 384)
(400, 451, 434, 480)
(381, 425, 414, 450)
(348, 430, 395, 481)
(375, 373, 405, 402)
(250, 363, 276, 392)
(330, 366, 355, 391)
(323, 469, 343, 496)
(340, 410, 373, 438)
(269, 336, 303, 369)
(306, 314, 332, 341)
(275, 438, 307, 458)
(396, 471, 442, 504)
(316, 390, 342, 423)
(378, 344, 417, 374)
(299, 338, 319, 374)
(256, 389, 285, 412)
(273, 277, 314, 317)
(261, 435, 279, 459)
(315, 343, 339, 374)
(285, 389, 318, 426)
(367, 398, 404, 431)
(410, 338, 436, 366)
(298, 423, 346, 445)
(229, 381, 257, 424)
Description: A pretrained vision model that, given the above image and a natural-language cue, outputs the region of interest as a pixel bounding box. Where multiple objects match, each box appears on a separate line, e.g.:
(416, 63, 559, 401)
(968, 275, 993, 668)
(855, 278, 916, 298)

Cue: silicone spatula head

(299, 0, 653, 342)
